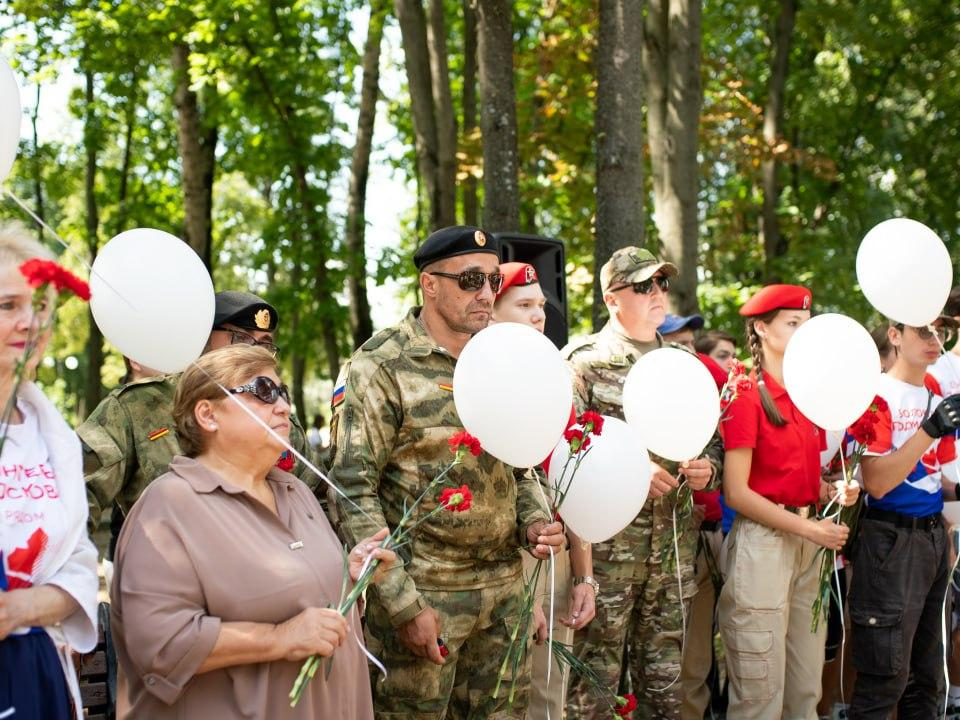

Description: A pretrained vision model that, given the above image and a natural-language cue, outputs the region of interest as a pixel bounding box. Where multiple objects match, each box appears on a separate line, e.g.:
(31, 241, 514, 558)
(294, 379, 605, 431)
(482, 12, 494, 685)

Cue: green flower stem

(290, 454, 466, 707)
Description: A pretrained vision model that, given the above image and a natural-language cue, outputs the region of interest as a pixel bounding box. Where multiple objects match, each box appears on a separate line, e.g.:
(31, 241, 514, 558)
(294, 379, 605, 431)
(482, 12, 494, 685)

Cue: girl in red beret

(717, 284, 859, 719)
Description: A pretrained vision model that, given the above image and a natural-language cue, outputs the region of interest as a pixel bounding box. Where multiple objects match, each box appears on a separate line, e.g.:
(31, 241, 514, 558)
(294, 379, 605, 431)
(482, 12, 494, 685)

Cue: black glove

(922, 394, 960, 438)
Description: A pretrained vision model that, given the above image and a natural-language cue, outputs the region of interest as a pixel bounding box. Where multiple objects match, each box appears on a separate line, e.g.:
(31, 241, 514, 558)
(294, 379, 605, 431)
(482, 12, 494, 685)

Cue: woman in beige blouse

(110, 345, 394, 719)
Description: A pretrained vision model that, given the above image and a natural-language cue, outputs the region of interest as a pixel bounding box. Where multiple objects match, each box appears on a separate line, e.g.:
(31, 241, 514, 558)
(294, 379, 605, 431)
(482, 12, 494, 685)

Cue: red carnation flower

(870, 395, 889, 415)
(615, 693, 637, 716)
(448, 431, 482, 457)
(275, 451, 295, 472)
(729, 359, 747, 377)
(564, 427, 591, 453)
(439, 484, 473, 512)
(19, 259, 91, 301)
(734, 375, 753, 394)
(579, 410, 604, 436)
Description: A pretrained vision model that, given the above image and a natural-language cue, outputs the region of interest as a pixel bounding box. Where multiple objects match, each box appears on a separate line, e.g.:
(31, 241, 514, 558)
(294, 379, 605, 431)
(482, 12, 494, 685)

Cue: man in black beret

(329, 225, 564, 718)
(80, 289, 313, 558)
(207, 290, 280, 355)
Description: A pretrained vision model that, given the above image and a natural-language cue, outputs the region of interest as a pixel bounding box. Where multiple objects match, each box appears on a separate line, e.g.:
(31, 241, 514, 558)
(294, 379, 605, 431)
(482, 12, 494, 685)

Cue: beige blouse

(111, 456, 374, 719)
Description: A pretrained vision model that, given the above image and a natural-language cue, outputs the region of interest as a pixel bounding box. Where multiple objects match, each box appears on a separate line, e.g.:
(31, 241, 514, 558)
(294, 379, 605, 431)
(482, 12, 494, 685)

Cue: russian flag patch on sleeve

(332, 384, 346, 408)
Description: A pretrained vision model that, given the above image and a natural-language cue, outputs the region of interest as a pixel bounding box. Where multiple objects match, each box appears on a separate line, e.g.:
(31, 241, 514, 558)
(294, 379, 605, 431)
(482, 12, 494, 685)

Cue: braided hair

(745, 310, 787, 427)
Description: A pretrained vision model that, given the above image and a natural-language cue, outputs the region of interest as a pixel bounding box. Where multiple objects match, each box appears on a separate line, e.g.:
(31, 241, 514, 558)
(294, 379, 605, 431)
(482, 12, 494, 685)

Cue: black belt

(865, 506, 942, 531)
(700, 520, 721, 531)
(780, 503, 817, 519)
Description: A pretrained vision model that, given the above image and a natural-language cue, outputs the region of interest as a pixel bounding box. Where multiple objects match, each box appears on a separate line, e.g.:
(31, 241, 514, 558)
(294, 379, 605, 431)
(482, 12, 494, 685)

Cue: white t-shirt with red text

(864, 374, 959, 517)
(929, 352, 960, 399)
(0, 401, 68, 590)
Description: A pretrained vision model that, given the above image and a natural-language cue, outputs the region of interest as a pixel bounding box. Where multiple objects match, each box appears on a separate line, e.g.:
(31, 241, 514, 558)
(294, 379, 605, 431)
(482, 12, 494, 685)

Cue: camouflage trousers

(365, 576, 531, 719)
(566, 501, 698, 720)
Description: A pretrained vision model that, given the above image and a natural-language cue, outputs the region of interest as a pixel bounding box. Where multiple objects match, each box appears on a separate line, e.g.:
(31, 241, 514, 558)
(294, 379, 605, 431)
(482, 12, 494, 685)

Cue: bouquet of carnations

(810, 395, 887, 632)
(289, 432, 479, 706)
(491, 411, 604, 705)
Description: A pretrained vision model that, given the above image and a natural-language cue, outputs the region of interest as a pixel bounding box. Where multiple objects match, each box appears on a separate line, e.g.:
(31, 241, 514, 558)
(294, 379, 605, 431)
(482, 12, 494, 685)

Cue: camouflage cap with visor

(600, 247, 679, 294)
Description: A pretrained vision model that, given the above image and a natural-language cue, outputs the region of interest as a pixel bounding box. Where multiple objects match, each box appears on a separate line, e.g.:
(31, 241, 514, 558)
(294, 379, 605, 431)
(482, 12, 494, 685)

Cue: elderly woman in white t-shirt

(0, 223, 98, 720)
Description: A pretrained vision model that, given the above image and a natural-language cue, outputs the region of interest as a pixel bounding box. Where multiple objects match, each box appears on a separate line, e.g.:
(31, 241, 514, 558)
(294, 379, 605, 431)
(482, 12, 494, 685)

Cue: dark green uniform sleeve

(330, 362, 423, 627)
(78, 393, 132, 532)
(515, 467, 552, 548)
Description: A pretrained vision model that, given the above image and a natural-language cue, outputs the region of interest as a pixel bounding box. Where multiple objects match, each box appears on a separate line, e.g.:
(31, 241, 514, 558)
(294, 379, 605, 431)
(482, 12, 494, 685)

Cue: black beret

(413, 225, 501, 271)
(213, 291, 278, 332)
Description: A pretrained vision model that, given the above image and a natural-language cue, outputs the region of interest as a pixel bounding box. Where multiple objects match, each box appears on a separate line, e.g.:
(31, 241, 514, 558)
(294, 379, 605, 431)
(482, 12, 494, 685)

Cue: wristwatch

(573, 575, 600, 597)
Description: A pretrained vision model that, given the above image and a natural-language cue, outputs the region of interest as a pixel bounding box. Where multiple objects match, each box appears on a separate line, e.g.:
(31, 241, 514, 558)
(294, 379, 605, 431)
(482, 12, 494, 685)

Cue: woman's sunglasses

(611, 275, 670, 295)
(228, 376, 291, 405)
(429, 270, 505, 293)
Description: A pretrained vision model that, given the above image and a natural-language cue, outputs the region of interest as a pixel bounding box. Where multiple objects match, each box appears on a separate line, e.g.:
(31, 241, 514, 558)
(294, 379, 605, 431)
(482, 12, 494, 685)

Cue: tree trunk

(761, 0, 797, 282)
(644, 0, 703, 315)
(172, 42, 217, 269)
(82, 68, 103, 417)
(346, 0, 386, 348)
(394, 0, 441, 230)
(594, 0, 645, 331)
(462, 0, 479, 226)
(292, 352, 307, 425)
(476, 0, 520, 232)
(427, 0, 458, 226)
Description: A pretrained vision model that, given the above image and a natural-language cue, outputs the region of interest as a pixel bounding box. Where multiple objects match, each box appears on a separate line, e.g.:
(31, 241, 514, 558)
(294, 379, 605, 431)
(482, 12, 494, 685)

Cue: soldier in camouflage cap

(328, 225, 563, 718)
(79, 291, 313, 559)
(562, 247, 723, 720)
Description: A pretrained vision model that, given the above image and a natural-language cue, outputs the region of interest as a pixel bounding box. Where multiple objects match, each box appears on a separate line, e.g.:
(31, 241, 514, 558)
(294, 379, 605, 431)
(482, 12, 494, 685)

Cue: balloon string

(7, 186, 372, 524)
(4, 188, 138, 311)
(651, 486, 686, 693)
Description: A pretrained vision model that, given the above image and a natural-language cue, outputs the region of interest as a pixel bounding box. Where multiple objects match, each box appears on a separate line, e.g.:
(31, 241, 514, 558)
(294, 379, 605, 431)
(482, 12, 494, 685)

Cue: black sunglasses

(611, 276, 670, 295)
(228, 376, 291, 405)
(215, 327, 279, 356)
(429, 270, 504, 293)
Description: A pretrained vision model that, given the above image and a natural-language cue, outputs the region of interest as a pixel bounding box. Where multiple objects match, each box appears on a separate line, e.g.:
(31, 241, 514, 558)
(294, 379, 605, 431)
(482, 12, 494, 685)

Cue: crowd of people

(1, 220, 959, 720)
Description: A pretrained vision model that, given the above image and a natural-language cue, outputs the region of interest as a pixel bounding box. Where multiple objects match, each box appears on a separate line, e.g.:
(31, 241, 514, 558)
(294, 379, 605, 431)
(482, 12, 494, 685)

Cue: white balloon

(0, 54, 22, 183)
(623, 348, 720, 462)
(783, 313, 881, 432)
(856, 218, 953, 326)
(550, 416, 650, 543)
(454, 322, 572, 467)
(90, 229, 215, 373)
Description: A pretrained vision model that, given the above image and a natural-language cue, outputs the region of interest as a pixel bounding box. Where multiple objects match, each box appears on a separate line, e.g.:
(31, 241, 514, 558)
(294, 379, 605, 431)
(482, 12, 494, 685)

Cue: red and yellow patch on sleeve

(147, 428, 169, 441)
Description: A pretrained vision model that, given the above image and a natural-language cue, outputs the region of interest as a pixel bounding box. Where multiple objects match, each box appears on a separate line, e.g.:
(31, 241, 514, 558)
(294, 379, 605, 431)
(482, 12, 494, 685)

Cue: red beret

(739, 284, 812, 317)
(496, 262, 539, 298)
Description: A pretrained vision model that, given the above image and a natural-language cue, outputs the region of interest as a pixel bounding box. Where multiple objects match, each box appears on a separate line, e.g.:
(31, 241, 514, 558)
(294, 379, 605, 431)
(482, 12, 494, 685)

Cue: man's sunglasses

(896, 323, 956, 345)
(215, 327, 279, 356)
(228, 376, 291, 405)
(610, 276, 671, 295)
(429, 270, 504, 293)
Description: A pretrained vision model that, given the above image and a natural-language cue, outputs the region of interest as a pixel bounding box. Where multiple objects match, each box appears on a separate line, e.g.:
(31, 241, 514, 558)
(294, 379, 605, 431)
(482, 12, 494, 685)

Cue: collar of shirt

(169, 455, 295, 495)
(600, 321, 663, 358)
(757, 369, 788, 400)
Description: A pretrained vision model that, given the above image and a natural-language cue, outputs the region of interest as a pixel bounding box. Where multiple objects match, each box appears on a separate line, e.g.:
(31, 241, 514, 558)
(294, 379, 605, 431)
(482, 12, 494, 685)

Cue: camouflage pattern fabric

(562, 321, 722, 719)
(328, 307, 550, 715)
(79, 373, 314, 546)
(363, 578, 530, 719)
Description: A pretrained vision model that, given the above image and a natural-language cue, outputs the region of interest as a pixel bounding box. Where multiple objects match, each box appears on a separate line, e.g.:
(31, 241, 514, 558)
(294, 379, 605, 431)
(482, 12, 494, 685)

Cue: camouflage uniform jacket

(562, 322, 723, 548)
(329, 307, 550, 626)
(80, 373, 313, 537)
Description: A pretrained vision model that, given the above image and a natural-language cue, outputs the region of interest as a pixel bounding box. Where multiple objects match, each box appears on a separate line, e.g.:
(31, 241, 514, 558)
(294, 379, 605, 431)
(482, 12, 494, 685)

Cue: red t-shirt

(720, 371, 825, 506)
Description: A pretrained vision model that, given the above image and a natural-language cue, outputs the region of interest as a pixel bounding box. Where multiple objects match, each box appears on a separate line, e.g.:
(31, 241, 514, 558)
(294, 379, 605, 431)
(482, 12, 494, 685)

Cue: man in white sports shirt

(929, 287, 960, 397)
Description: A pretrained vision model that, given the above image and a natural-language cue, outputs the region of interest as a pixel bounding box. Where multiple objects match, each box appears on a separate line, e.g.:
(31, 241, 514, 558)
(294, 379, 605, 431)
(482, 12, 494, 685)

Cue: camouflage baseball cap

(600, 247, 678, 294)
